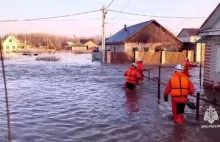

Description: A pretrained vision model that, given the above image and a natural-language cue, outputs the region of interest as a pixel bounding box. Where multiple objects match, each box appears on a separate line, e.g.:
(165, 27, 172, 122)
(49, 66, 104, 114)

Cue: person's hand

(164, 96, 168, 102)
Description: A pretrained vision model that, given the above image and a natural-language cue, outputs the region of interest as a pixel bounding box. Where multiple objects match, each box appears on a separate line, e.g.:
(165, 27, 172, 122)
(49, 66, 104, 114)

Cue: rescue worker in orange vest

(164, 64, 195, 124)
(136, 58, 147, 81)
(183, 57, 197, 77)
(124, 63, 142, 90)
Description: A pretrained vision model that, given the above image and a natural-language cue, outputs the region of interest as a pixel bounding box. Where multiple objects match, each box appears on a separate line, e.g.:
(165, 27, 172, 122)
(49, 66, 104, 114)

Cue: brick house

(105, 20, 183, 52)
(199, 3, 220, 91)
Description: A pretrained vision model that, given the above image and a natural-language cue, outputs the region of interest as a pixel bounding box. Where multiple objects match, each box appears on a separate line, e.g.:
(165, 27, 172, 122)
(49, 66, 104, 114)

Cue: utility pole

(102, 6, 107, 63)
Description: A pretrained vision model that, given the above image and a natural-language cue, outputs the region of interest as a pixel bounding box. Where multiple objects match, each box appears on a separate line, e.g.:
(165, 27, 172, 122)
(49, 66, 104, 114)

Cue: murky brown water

(0, 53, 220, 142)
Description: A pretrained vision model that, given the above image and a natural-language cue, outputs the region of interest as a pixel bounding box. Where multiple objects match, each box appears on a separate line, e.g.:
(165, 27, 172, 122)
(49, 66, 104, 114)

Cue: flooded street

(0, 53, 220, 142)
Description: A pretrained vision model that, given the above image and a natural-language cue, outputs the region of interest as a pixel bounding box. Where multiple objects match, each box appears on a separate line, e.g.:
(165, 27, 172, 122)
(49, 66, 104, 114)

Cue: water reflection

(125, 90, 140, 113)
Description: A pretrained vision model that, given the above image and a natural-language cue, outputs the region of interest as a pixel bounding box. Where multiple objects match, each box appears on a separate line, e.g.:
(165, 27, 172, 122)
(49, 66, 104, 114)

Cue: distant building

(105, 20, 183, 52)
(199, 3, 220, 91)
(177, 28, 205, 62)
(80, 39, 98, 50)
(2, 35, 25, 53)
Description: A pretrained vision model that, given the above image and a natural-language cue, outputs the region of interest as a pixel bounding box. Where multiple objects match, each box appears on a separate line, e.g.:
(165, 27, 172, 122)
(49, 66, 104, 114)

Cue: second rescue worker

(164, 64, 195, 124)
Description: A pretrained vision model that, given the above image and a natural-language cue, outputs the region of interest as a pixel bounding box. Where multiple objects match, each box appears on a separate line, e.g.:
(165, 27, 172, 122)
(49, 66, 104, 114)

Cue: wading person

(136, 58, 148, 82)
(164, 64, 195, 124)
(123, 63, 142, 90)
(183, 57, 197, 77)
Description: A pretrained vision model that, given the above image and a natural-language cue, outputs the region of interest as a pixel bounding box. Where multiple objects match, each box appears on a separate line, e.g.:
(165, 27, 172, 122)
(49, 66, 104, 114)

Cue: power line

(106, 0, 115, 9)
(111, 0, 132, 20)
(0, 9, 101, 23)
(108, 9, 207, 19)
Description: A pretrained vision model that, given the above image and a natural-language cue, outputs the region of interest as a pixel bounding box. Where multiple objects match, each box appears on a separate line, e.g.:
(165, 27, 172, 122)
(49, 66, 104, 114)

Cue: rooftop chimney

(124, 25, 127, 31)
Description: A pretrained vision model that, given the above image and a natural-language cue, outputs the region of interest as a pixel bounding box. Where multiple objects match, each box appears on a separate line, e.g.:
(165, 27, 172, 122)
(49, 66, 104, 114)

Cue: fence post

(158, 65, 161, 103)
(196, 92, 200, 121)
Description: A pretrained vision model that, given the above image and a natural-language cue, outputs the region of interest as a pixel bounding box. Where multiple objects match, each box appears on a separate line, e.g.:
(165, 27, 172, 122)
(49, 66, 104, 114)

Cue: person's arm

(164, 79, 172, 97)
(136, 72, 142, 79)
(188, 79, 195, 95)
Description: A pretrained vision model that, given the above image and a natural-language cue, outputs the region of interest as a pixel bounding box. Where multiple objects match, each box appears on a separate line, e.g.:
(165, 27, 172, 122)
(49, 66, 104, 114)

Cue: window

(9, 39, 12, 42)
(216, 46, 220, 73)
(6, 46, 9, 49)
(12, 46, 15, 49)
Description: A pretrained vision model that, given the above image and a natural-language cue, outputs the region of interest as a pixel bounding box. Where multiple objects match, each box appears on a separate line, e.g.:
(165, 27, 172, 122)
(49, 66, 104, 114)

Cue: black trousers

(126, 82, 135, 90)
(176, 103, 186, 114)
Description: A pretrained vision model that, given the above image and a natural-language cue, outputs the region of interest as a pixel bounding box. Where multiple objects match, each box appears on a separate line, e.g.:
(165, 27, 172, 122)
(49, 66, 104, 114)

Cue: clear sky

(0, 0, 219, 38)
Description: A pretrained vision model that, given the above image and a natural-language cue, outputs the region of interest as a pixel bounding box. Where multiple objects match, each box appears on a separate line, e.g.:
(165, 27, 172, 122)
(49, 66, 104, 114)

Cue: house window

(12, 46, 15, 49)
(6, 46, 9, 49)
(9, 39, 12, 42)
(216, 47, 220, 73)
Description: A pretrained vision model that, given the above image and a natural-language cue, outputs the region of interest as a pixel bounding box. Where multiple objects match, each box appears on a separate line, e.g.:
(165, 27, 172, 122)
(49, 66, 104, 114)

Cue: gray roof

(106, 20, 153, 44)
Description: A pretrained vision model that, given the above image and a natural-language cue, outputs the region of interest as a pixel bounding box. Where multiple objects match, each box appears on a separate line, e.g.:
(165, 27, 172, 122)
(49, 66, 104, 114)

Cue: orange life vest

(125, 68, 139, 84)
(170, 72, 189, 97)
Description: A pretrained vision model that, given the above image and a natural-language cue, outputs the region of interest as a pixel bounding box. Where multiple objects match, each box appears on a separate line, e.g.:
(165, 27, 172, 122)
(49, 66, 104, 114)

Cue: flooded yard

(0, 53, 220, 142)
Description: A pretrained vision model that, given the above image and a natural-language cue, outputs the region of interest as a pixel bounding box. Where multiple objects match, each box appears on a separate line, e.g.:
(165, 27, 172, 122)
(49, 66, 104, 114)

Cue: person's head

(174, 64, 184, 72)
(131, 63, 137, 68)
(138, 58, 142, 63)
(185, 57, 189, 61)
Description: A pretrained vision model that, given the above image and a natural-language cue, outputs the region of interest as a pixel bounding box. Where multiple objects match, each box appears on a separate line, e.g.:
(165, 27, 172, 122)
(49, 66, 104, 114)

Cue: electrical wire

(111, 0, 132, 20)
(106, 0, 115, 9)
(0, 9, 101, 23)
(108, 9, 207, 19)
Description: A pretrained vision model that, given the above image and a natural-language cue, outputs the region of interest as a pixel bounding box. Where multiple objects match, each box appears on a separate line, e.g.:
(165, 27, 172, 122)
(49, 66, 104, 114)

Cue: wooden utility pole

(0, 38, 12, 142)
(102, 6, 107, 63)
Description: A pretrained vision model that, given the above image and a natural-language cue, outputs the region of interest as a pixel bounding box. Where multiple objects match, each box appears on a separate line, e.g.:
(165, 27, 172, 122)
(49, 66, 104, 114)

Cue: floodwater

(0, 53, 220, 142)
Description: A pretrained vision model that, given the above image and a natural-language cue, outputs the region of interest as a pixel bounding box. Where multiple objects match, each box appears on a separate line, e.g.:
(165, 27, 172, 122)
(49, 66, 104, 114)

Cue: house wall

(106, 44, 125, 52)
(178, 37, 191, 42)
(203, 37, 220, 91)
(124, 43, 156, 52)
(2, 36, 19, 53)
(84, 41, 98, 48)
(72, 46, 87, 51)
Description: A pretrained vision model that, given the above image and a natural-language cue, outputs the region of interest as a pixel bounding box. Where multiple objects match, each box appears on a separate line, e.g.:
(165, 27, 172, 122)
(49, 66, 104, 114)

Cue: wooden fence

(107, 52, 133, 63)
(107, 50, 194, 65)
(136, 52, 161, 64)
(164, 51, 187, 64)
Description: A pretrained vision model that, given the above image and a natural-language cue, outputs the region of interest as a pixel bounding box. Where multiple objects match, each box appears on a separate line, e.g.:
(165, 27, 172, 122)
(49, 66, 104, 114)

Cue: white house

(105, 20, 183, 52)
(2, 35, 26, 53)
(199, 3, 220, 91)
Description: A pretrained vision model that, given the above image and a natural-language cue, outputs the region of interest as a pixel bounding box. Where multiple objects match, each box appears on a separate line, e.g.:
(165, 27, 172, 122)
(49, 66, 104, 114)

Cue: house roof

(177, 28, 199, 37)
(105, 20, 181, 45)
(106, 20, 153, 44)
(199, 3, 220, 32)
(3, 35, 22, 44)
(80, 39, 93, 44)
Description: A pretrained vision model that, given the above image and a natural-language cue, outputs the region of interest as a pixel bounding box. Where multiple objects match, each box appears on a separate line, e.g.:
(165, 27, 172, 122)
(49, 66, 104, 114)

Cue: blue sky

(0, 0, 219, 37)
